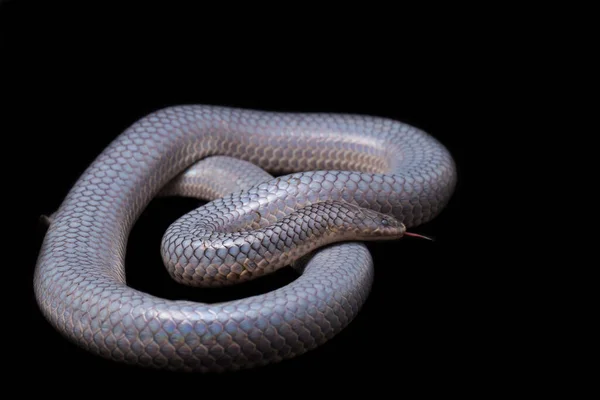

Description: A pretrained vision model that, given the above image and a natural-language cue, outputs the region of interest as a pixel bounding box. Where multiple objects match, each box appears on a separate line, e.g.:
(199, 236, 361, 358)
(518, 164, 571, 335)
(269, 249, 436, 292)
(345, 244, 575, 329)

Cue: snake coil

(34, 105, 456, 372)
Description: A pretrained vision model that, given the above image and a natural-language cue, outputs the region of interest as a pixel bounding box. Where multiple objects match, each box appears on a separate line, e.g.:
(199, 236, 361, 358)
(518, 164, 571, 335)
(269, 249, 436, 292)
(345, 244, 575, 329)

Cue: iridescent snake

(34, 105, 457, 372)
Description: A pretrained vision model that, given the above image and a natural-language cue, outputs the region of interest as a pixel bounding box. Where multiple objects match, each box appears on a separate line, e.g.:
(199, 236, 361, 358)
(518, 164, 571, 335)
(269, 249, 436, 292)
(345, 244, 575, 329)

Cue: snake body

(34, 105, 457, 372)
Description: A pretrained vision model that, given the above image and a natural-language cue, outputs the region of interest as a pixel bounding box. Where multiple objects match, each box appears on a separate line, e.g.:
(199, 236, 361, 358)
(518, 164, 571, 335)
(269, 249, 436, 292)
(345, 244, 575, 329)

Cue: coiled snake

(34, 105, 457, 372)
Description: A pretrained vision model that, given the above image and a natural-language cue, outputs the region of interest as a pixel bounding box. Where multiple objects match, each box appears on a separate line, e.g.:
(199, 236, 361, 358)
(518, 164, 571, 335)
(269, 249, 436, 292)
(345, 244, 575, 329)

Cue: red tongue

(404, 231, 434, 241)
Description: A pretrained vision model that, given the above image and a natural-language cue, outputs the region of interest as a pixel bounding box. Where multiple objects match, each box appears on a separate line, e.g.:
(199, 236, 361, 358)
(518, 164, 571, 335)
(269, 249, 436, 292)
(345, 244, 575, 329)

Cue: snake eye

(381, 219, 389, 226)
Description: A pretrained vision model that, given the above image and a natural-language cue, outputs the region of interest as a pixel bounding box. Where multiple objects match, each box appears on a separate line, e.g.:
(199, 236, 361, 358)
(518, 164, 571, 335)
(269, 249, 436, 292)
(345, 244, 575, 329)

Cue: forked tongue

(404, 231, 434, 241)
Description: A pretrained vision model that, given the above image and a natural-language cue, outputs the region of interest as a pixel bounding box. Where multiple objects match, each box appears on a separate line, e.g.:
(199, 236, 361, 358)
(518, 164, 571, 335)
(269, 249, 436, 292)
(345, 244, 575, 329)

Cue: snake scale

(34, 105, 457, 372)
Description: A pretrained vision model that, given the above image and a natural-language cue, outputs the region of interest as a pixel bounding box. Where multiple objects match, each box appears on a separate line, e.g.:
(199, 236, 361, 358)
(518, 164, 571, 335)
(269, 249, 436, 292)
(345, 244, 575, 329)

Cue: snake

(34, 105, 457, 372)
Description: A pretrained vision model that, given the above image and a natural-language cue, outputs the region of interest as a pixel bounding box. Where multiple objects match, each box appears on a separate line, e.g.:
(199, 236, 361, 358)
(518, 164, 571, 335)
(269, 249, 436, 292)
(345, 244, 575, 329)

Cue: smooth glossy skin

(164, 199, 405, 287)
(34, 105, 457, 372)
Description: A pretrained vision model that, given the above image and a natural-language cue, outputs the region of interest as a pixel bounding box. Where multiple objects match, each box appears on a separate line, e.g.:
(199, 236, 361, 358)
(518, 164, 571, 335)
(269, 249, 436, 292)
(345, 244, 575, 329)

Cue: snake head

(350, 206, 406, 240)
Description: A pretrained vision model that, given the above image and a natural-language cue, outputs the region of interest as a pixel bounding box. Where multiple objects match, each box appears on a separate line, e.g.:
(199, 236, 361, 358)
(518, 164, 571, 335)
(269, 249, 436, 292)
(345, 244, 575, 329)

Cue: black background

(3, 1, 482, 393)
